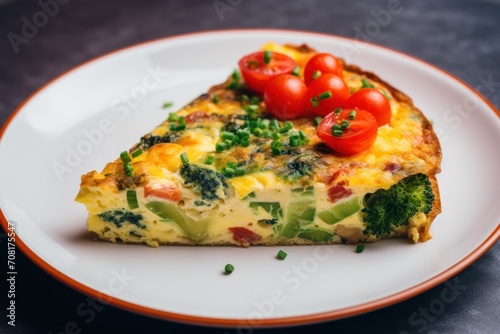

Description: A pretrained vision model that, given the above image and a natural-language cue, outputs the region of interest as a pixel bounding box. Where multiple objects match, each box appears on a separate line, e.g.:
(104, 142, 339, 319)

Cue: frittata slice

(75, 43, 441, 247)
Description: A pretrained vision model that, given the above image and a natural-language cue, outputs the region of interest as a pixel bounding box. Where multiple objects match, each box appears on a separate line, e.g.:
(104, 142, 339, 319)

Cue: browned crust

(419, 175, 442, 241)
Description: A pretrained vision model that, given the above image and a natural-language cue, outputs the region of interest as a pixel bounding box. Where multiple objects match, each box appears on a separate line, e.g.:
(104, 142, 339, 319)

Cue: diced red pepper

(228, 227, 262, 246)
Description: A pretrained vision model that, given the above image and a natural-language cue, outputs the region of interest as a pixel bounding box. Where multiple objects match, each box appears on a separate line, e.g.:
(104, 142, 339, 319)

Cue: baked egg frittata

(75, 43, 441, 247)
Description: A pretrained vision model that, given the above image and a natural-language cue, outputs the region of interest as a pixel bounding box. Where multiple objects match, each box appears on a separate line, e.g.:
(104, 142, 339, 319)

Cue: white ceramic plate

(1, 30, 499, 327)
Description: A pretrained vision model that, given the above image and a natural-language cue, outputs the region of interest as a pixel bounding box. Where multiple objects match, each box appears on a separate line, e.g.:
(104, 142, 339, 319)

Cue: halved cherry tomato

(306, 74, 350, 116)
(264, 75, 308, 120)
(317, 108, 378, 156)
(303, 53, 344, 85)
(238, 51, 296, 94)
(342, 88, 391, 126)
(144, 181, 181, 203)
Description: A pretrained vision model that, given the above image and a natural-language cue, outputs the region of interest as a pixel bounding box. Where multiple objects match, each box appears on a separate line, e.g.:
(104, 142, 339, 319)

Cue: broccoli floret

(276, 154, 316, 183)
(140, 133, 180, 149)
(180, 163, 228, 201)
(362, 173, 434, 238)
(98, 209, 145, 228)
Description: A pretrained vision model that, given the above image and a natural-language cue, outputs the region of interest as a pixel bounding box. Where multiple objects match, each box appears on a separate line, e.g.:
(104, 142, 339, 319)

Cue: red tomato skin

(264, 75, 308, 120)
(317, 108, 378, 156)
(304, 53, 344, 85)
(144, 182, 181, 203)
(306, 74, 350, 116)
(342, 88, 392, 126)
(228, 227, 262, 246)
(238, 51, 296, 94)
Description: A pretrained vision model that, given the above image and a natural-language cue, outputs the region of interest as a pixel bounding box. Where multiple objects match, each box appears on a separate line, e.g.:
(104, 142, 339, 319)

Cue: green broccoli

(140, 133, 180, 149)
(98, 209, 145, 228)
(362, 173, 434, 238)
(180, 163, 228, 201)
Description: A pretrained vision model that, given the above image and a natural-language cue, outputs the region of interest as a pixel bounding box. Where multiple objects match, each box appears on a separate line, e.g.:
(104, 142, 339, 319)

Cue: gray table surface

(1, 0, 499, 333)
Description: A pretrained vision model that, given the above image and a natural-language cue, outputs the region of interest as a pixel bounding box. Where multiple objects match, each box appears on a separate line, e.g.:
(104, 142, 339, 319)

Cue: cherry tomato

(306, 74, 350, 116)
(264, 75, 308, 120)
(317, 108, 378, 156)
(303, 53, 343, 85)
(342, 88, 391, 126)
(238, 51, 296, 94)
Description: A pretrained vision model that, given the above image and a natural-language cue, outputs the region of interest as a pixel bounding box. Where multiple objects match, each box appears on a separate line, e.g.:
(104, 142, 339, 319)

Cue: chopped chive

(263, 50, 272, 64)
(252, 128, 263, 136)
(312, 70, 322, 80)
(227, 161, 237, 169)
(278, 121, 292, 133)
(162, 102, 174, 109)
(123, 163, 133, 176)
(349, 110, 356, 120)
(131, 149, 143, 158)
(231, 70, 240, 80)
(221, 131, 235, 140)
(204, 156, 214, 165)
(126, 190, 139, 210)
(332, 130, 344, 137)
(277, 250, 287, 260)
(271, 140, 282, 148)
(262, 130, 272, 138)
(169, 123, 177, 131)
(241, 139, 250, 147)
(249, 119, 258, 129)
(290, 137, 300, 147)
(289, 130, 300, 138)
(318, 91, 332, 100)
(380, 89, 391, 100)
(361, 79, 374, 88)
(243, 104, 258, 114)
(269, 119, 279, 129)
(216, 142, 226, 152)
(212, 94, 220, 104)
(271, 132, 280, 140)
(341, 120, 350, 129)
(310, 97, 319, 108)
(237, 129, 250, 139)
(272, 147, 281, 155)
(332, 123, 342, 131)
(247, 61, 259, 69)
(355, 244, 365, 253)
(250, 96, 260, 105)
(299, 130, 307, 140)
(241, 94, 249, 102)
(175, 123, 186, 131)
(314, 116, 323, 126)
(222, 167, 235, 176)
(235, 167, 245, 176)
(168, 113, 179, 122)
(292, 66, 300, 77)
(120, 151, 131, 163)
(224, 264, 234, 274)
(231, 136, 240, 145)
(334, 107, 342, 115)
(332, 129, 344, 137)
(180, 152, 189, 165)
